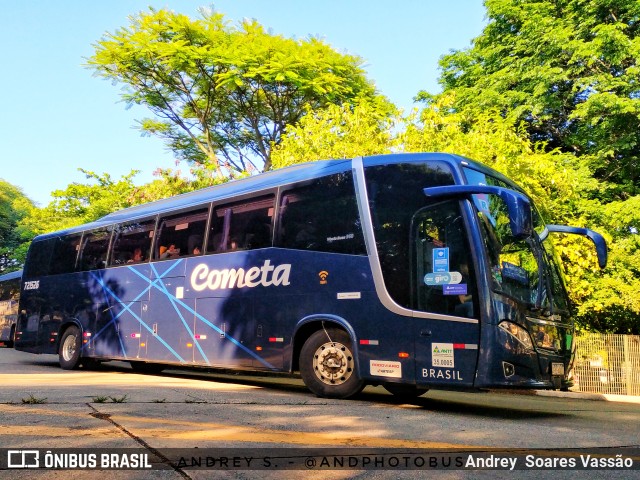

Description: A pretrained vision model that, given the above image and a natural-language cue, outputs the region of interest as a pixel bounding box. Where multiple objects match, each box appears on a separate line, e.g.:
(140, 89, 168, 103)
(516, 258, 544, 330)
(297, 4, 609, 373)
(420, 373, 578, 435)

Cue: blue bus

(14, 153, 606, 398)
(0, 270, 21, 348)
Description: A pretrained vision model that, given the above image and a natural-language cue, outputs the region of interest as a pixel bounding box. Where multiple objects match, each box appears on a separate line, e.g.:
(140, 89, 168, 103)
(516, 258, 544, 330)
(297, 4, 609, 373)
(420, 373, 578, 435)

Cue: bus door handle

(420, 329, 432, 337)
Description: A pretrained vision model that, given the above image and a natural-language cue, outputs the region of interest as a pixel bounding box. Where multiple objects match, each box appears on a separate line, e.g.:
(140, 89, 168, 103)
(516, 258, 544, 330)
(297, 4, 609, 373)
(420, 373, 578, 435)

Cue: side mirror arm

(541, 225, 608, 269)
(423, 185, 533, 239)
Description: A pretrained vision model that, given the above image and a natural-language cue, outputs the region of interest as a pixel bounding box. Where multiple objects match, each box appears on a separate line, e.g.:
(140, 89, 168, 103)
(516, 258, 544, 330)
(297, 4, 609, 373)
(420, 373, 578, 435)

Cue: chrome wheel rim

(62, 333, 77, 362)
(312, 341, 354, 386)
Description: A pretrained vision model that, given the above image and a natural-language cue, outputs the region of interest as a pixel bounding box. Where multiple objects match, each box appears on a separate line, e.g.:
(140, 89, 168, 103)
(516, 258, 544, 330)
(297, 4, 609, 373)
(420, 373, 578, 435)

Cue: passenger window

(276, 172, 366, 255)
(109, 219, 155, 266)
(49, 234, 83, 275)
(207, 196, 274, 253)
(78, 228, 111, 271)
(154, 207, 208, 260)
(24, 238, 55, 278)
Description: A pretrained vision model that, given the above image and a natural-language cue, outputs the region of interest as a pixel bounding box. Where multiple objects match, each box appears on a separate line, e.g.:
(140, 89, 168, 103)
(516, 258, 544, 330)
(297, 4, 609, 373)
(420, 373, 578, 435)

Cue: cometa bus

(14, 153, 606, 398)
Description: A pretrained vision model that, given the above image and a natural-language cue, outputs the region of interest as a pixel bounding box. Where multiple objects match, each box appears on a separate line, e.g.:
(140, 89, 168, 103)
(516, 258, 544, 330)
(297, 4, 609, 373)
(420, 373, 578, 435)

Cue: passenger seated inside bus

(127, 248, 144, 263)
(187, 234, 203, 256)
(159, 244, 180, 259)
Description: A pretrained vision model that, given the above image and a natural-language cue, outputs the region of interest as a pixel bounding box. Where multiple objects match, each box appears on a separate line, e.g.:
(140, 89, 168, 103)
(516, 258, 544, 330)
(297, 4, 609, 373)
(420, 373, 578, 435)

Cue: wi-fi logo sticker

(318, 271, 329, 285)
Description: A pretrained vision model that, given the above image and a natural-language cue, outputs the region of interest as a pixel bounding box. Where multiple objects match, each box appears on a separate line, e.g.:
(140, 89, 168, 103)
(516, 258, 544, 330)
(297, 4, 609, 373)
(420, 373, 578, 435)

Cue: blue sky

(1, 1, 486, 206)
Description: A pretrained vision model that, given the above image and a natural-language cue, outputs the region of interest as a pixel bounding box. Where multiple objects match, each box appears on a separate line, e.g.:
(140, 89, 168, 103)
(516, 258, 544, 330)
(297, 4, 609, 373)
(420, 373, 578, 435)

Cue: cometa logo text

(190, 260, 291, 291)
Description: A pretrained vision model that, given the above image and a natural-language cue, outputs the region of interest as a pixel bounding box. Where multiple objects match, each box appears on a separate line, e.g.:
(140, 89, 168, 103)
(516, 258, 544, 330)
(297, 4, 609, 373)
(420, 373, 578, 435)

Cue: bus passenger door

(411, 200, 480, 388)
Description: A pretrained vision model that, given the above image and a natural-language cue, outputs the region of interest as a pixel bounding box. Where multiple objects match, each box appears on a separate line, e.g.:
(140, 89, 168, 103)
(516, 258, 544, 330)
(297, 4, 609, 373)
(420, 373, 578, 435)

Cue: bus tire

(130, 361, 165, 374)
(7, 325, 15, 348)
(59, 326, 82, 370)
(383, 383, 428, 399)
(299, 328, 364, 399)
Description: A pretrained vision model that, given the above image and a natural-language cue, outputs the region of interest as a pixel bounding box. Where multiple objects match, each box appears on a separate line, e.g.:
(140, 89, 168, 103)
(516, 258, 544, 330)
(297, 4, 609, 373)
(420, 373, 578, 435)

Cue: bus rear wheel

(59, 326, 82, 370)
(300, 328, 364, 399)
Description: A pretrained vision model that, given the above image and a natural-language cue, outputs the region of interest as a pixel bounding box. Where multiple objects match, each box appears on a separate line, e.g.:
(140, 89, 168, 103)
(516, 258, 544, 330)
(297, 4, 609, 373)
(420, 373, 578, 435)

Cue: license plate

(551, 363, 565, 376)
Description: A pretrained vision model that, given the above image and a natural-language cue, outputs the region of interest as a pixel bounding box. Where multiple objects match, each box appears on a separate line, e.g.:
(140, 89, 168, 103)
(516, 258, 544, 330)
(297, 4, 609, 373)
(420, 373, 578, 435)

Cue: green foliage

(22, 170, 143, 235)
(0, 180, 35, 272)
(271, 99, 397, 168)
(21, 394, 47, 404)
(429, 0, 640, 197)
(401, 93, 600, 223)
(88, 7, 379, 177)
(21, 167, 221, 237)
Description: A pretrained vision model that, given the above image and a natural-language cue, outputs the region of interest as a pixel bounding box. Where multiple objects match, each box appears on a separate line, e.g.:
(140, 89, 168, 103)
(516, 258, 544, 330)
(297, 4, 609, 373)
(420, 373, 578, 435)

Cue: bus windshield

(464, 167, 570, 315)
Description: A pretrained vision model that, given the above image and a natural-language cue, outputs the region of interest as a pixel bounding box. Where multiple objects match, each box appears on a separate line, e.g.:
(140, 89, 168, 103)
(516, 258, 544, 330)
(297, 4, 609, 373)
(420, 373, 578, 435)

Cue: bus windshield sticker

(432, 343, 455, 368)
(501, 262, 529, 285)
(443, 284, 467, 296)
(370, 360, 402, 378)
(432, 247, 449, 272)
(424, 271, 462, 286)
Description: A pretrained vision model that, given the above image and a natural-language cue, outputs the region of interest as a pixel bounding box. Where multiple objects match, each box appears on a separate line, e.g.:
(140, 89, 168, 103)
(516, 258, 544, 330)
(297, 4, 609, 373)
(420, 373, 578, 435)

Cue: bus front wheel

(59, 326, 82, 370)
(300, 328, 365, 399)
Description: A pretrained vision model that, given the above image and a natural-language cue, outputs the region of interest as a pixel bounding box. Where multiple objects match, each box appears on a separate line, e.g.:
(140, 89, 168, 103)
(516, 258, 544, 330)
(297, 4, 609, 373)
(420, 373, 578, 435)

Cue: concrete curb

(532, 389, 640, 405)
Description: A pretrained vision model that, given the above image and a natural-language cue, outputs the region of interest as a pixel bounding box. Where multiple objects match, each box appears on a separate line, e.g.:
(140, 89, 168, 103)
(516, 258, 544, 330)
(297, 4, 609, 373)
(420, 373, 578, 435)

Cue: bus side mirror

(540, 225, 608, 269)
(423, 185, 533, 239)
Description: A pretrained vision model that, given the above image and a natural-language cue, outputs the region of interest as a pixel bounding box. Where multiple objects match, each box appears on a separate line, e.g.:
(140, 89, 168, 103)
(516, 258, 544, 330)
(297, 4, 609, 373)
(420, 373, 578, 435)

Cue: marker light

(398, 352, 410, 359)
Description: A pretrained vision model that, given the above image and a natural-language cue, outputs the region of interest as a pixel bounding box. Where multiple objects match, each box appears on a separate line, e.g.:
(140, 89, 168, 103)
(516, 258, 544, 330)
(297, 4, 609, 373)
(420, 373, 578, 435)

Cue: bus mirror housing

(423, 185, 533, 239)
(540, 225, 608, 269)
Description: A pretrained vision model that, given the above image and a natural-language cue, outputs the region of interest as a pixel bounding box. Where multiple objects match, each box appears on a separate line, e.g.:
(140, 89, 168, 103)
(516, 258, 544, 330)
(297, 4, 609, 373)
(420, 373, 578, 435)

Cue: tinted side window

(24, 238, 55, 278)
(49, 234, 82, 275)
(78, 228, 112, 271)
(207, 196, 274, 253)
(365, 162, 456, 308)
(276, 172, 366, 255)
(0, 277, 20, 302)
(110, 219, 155, 266)
(154, 207, 208, 260)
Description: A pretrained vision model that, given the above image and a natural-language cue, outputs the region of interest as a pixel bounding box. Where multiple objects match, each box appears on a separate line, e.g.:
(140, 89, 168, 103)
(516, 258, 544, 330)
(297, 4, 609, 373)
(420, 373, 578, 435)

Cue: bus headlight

(498, 321, 534, 351)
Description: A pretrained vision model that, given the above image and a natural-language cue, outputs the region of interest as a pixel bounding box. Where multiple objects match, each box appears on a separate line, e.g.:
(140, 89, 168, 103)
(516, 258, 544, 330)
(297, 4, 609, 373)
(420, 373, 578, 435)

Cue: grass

(91, 394, 130, 403)
(21, 394, 47, 404)
(108, 395, 129, 403)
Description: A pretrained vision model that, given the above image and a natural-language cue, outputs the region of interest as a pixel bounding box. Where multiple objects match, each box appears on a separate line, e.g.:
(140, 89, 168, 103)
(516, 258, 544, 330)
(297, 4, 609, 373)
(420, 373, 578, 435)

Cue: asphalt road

(0, 347, 638, 479)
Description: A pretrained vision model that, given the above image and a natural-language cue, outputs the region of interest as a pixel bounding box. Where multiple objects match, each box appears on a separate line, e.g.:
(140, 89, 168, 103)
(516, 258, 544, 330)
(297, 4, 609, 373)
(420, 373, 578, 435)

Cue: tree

(88, 7, 379, 178)
(426, 0, 640, 197)
(0, 180, 34, 272)
(21, 168, 212, 237)
(271, 99, 397, 168)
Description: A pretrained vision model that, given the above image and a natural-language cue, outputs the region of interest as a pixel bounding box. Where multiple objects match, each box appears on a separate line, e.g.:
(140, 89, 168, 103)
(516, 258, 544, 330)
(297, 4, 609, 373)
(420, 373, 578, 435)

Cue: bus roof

(31, 152, 507, 241)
